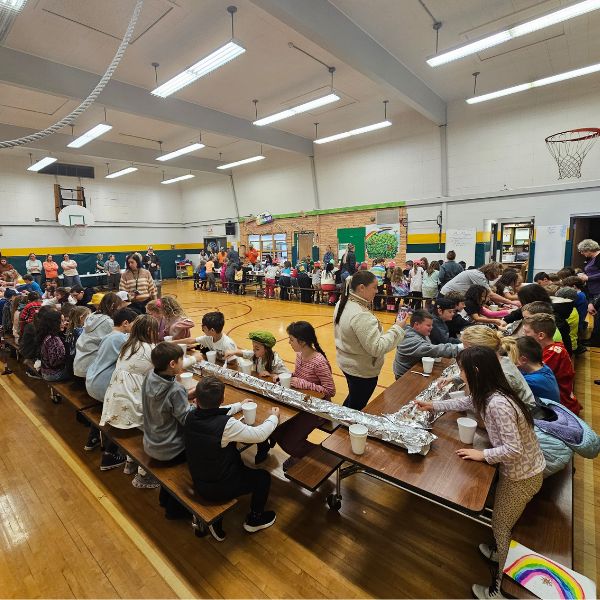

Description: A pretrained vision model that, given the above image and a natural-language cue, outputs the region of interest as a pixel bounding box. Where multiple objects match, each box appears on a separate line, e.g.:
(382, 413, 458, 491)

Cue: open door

(569, 217, 600, 269)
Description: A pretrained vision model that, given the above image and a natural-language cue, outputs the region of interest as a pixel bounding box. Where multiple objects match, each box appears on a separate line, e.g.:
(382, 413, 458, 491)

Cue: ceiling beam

(0, 46, 314, 156)
(250, 0, 447, 125)
(0, 123, 224, 173)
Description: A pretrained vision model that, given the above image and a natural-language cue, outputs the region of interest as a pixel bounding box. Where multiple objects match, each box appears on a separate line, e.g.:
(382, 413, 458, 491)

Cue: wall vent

(376, 208, 399, 224)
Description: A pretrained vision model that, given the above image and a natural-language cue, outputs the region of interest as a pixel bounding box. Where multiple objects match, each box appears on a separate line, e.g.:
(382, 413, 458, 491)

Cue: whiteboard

(445, 228, 476, 267)
(534, 225, 567, 272)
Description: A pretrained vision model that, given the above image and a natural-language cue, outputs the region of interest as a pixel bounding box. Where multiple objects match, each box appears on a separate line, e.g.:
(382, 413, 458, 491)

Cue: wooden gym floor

(0, 279, 597, 598)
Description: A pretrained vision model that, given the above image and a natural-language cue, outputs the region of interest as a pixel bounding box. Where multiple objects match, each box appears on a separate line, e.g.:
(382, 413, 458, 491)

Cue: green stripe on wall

(407, 243, 446, 254)
(243, 200, 406, 222)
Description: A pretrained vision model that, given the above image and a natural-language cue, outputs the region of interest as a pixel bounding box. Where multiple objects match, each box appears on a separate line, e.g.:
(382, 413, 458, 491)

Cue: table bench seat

(285, 446, 343, 492)
(49, 379, 101, 411)
(83, 405, 238, 527)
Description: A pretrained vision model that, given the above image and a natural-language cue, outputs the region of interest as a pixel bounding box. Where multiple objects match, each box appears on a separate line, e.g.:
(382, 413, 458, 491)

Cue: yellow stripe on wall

(407, 232, 489, 244)
(0, 243, 205, 256)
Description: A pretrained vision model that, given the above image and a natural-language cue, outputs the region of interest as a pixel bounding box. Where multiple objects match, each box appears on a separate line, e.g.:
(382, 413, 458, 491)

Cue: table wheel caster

(327, 493, 342, 511)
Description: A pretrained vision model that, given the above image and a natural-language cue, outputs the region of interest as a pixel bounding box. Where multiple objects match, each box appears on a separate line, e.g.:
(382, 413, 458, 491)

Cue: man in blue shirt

(516, 336, 560, 403)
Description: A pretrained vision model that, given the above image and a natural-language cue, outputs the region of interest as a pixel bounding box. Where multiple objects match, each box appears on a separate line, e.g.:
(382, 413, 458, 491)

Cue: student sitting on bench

(515, 336, 560, 403)
(142, 342, 201, 520)
(184, 376, 279, 542)
(522, 313, 581, 415)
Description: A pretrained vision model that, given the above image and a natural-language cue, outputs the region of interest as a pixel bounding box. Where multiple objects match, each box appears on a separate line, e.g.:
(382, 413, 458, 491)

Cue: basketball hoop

(545, 128, 600, 179)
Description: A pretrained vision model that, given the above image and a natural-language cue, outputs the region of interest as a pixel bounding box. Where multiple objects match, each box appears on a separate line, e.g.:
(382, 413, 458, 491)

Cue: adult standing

(120, 253, 157, 314)
(61, 254, 81, 288)
(577, 238, 600, 343)
(334, 270, 406, 410)
(247, 244, 259, 265)
(43, 254, 59, 284)
(95, 253, 108, 287)
(104, 254, 121, 291)
(440, 262, 515, 306)
(408, 260, 425, 309)
(323, 245, 334, 265)
(26, 253, 43, 286)
(438, 250, 464, 287)
(199, 248, 209, 263)
(143, 247, 161, 281)
(226, 245, 241, 294)
(340, 243, 357, 281)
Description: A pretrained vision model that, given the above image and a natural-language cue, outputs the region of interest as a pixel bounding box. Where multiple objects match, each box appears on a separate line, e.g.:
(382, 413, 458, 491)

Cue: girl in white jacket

(334, 271, 407, 410)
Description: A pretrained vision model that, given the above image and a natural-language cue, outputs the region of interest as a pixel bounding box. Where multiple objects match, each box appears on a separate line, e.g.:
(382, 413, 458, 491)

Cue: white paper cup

(206, 350, 217, 364)
(179, 344, 187, 353)
(279, 373, 292, 388)
(449, 390, 466, 399)
(242, 401, 257, 425)
(349, 424, 368, 455)
(422, 356, 435, 374)
(457, 417, 477, 444)
(238, 358, 253, 375)
(434, 356, 441, 363)
(164, 336, 173, 342)
(179, 372, 195, 390)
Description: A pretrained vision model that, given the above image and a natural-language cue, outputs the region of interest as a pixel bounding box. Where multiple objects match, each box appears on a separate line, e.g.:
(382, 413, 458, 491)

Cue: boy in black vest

(185, 376, 279, 541)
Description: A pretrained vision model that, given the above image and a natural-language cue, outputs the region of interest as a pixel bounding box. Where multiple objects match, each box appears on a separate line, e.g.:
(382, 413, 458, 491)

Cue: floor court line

(0, 375, 196, 600)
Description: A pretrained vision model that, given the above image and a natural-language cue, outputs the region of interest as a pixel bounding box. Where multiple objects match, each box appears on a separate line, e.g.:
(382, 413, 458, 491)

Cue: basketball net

(545, 128, 600, 179)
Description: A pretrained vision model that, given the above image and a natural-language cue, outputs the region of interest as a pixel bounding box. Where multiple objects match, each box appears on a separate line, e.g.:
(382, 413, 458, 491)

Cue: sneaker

(132, 473, 160, 489)
(472, 582, 505, 599)
(282, 457, 300, 472)
(243, 510, 276, 533)
(478, 543, 499, 563)
(100, 452, 127, 471)
(123, 459, 137, 475)
(208, 519, 226, 542)
(84, 430, 101, 452)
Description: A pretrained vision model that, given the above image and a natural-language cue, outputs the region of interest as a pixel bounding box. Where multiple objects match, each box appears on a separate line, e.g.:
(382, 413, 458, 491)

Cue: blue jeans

(63, 275, 81, 288)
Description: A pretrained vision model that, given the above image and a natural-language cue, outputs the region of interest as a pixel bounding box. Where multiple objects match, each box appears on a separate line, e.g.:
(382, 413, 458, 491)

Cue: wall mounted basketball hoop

(545, 127, 600, 179)
(57, 205, 96, 228)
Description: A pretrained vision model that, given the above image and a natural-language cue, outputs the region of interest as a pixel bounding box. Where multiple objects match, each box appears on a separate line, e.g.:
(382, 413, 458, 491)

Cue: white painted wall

(0, 154, 183, 249)
(231, 154, 315, 216)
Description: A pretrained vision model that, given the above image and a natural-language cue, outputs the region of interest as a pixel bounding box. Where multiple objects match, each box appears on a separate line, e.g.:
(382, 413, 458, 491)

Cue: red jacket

(542, 342, 581, 414)
(19, 301, 42, 335)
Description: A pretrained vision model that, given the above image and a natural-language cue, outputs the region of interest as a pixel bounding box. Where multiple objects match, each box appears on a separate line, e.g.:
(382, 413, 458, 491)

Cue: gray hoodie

(73, 313, 114, 377)
(393, 326, 460, 378)
(85, 331, 127, 401)
(142, 369, 191, 461)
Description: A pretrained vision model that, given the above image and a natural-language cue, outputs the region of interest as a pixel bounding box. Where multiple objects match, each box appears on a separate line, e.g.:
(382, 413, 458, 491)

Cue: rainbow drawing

(504, 541, 596, 599)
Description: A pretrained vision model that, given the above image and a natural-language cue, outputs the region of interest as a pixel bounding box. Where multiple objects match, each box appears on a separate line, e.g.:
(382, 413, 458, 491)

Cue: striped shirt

(291, 352, 336, 400)
(119, 268, 157, 299)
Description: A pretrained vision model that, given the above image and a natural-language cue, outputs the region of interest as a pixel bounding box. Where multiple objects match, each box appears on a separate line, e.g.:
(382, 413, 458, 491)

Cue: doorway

(204, 237, 227, 255)
(569, 216, 600, 268)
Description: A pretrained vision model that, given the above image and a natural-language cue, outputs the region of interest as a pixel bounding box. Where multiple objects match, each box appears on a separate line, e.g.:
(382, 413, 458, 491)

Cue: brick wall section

(239, 207, 407, 264)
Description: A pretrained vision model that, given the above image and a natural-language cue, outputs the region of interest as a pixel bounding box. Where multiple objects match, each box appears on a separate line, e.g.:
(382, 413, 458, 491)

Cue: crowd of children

(2, 239, 600, 599)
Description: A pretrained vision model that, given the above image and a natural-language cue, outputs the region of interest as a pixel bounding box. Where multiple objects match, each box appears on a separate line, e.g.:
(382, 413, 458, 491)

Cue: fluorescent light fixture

(217, 155, 265, 169)
(152, 41, 245, 98)
(105, 166, 138, 179)
(467, 61, 600, 104)
(156, 142, 206, 161)
(428, 0, 600, 67)
(161, 173, 195, 184)
(27, 156, 57, 171)
(253, 93, 341, 126)
(67, 123, 112, 148)
(314, 120, 392, 144)
(0, 0, 27, 11)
